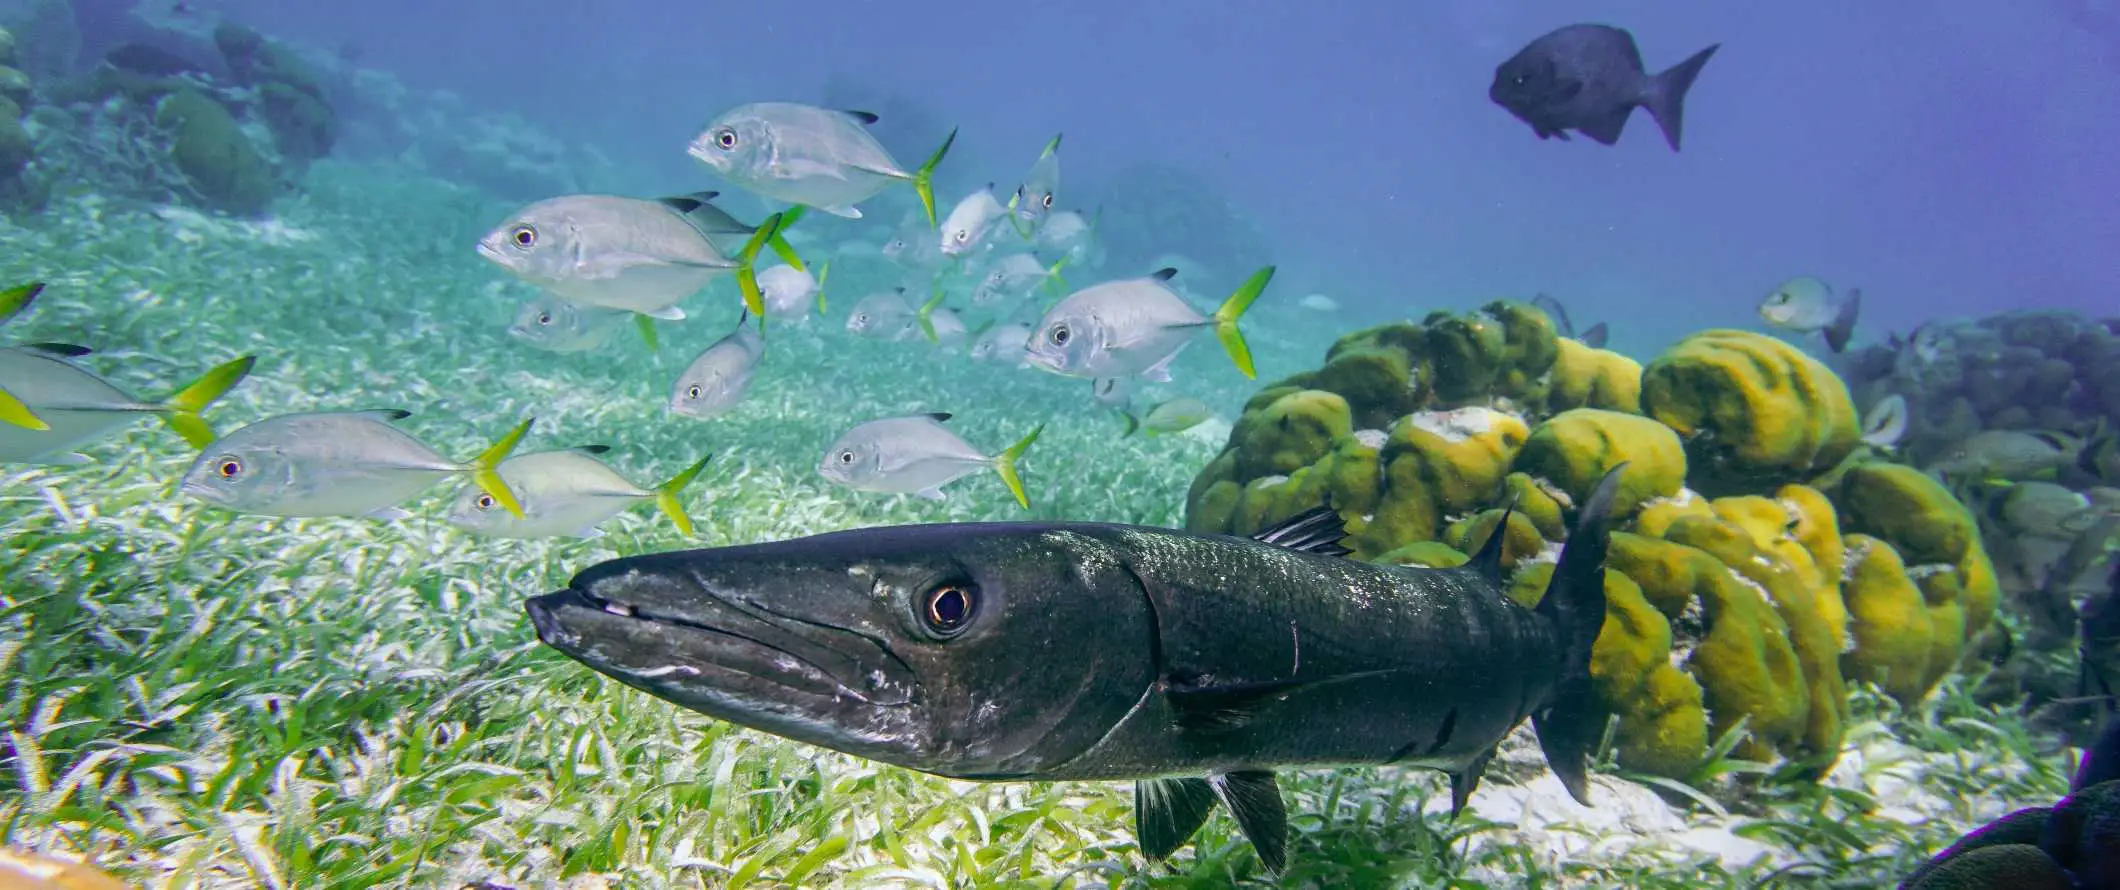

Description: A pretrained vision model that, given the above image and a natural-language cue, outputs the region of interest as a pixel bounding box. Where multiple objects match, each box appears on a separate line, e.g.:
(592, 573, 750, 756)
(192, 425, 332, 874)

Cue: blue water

(193, 0, 2120, 355)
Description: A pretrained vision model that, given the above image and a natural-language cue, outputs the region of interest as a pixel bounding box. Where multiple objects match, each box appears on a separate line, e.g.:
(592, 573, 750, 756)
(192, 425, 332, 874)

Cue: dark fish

(1491, 24, 1720, 151)
(526, 466, 1628, 873)
(1529, 293, 1608, 348)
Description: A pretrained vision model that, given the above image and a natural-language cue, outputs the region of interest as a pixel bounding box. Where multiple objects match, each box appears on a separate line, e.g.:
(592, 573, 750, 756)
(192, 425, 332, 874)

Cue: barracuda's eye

(920, 582, 977, 637)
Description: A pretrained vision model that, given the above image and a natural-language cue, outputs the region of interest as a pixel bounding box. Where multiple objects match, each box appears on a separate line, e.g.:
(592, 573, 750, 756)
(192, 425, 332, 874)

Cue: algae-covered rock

(1834, 461, 2001, 647)
(0, 96, 28, 180)
(1545, 337, 1643, 414)
(1641, 330, 1862, 495)
(0, 66, 29, 108)
(156, 89, 279, 216)
(1514, 408, 1686, 516)
(1182, 311, 2006, 785)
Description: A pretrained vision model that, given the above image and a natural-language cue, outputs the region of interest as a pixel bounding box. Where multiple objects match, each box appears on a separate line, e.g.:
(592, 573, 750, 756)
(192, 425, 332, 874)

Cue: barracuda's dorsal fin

(1133, 772, 1290, 875)
(1467, 504, 1515, 585)
(1251, 504, 1352, 557)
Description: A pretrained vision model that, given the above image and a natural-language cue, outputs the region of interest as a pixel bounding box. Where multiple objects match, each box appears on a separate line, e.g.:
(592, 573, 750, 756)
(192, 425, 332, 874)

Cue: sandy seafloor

(0, 160, 2080, 888)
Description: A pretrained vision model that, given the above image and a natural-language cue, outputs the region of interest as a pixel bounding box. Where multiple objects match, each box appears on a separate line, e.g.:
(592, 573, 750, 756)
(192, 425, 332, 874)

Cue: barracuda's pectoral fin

(1167, 676, 1313, 732)
(1133, 771, 1289, 874)
(1134, 777, 1215, 862)
(1251, 503, 1352, 556)
(1448, 745, 1498, 817)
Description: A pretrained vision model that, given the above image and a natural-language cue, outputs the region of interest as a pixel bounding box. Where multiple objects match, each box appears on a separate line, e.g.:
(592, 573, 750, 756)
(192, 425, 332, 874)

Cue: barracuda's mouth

(525, 584, 916, 709)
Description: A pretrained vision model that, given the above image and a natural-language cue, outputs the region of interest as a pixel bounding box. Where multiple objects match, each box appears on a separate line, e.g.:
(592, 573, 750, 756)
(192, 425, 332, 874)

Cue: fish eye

(715, 128, 738, 150)
(536, 312, 552, 325)
(1050, 323, 1070, 346)
(1040, 193, 1053, 209)
(837, 449, 856, 464)
(686, 384, 703, 399)
(474, 492, 497, 512)
(510, 224, 536, 248)
(920, 581, 977, 637)
(855, 313, 868, 323)
(953, 229, 970, 243)
(1511, 73, 1531, 87)
(213, 456, 243, 480)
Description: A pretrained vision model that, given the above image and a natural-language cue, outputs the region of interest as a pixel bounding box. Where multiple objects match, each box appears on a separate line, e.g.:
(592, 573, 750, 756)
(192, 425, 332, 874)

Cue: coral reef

(1184, 305, 2002, 779)
(1839, 309, 2120, 735)
(154, 88, 277, 215)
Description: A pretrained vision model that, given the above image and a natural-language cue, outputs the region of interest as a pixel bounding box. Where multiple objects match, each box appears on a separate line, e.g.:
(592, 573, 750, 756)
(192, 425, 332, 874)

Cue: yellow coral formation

(1640, 330, 1862, 495)
(1184, 306, 2002, 780)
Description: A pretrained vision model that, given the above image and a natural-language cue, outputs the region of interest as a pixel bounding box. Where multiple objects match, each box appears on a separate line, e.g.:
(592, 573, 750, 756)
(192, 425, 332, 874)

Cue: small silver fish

(1025, 266, 1275, 381)
(1758, 276, 1861, 353)
(1125, 397, 1215, 438)
(974, 253, 1068, 306)
(757, 262, 829, 322)
(968, 321, 1032, 366)
(181, 411, 532, 519)
(1991, 481, 2105, 540)
(818, 412, 1042, 508)
(939, 185, 1008, 258)
(1928, 430, 2073, 480)
(670, 314, 766, 419)
(477, 194, 781, 322)
(1006, 133, 1062, 238)
(0, 346, 253, 464)
(1859, 394, 1909, 449)
(689, 102, 956, 225)
(882, 216, 950, 271)
(447, 448, 710, 539)
(846, 289, 918, 339)
(510, 294, 629, 353)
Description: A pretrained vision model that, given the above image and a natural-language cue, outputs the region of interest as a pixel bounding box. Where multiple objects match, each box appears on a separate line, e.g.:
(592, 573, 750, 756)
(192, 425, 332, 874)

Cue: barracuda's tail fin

(1530, 462, 1626, 805)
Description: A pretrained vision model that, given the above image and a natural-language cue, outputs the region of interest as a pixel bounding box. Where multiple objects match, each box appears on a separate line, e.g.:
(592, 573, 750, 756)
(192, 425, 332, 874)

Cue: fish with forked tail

(524, 465, 1628, 873)
(1491, 24, 1720, 151)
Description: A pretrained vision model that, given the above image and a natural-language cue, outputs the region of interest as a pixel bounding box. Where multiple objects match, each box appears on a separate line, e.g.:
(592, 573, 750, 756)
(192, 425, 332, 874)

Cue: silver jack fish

(1025, 266, 1274, 381)
(447, 448, 711, 539)
(819, 412, 1042, 509)
(526, 466, 1626, 874)
(181, 411, 533, 520)
(689, 103, 957, 227)
(0, 346, 254, 464)
(1006, 133, 1062, 239)
(669, 313, 766, 420)
(509, 294, 629, 354)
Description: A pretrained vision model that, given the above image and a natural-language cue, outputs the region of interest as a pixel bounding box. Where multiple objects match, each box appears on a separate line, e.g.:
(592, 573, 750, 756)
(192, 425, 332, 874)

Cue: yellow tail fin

(634, 314, 660, 351)
(992, 423, 1044, 510)
(917, 284, 947, 343)
(468, 418, 535, 519)
(815, 262, 831, 315)
(767, 206, 808, 272)
(0, 385, 46, 431)
(160, 355, 257, 447)
(734, 212, 790, 323)
(1212, 266, 1276, 380)
(651, 454, 714, 537)
(0, 281, 45, 325)
(912, 128, 959, 229)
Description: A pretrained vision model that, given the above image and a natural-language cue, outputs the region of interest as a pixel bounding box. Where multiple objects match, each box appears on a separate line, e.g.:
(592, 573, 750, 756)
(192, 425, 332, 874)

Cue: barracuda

(525, 466, 1626, 872)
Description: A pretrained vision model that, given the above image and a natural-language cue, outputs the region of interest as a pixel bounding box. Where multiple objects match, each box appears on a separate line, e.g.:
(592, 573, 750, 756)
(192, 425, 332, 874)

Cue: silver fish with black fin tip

(446, 448, 711, 540)
(525, 466, 1628, 875)
(1759, 276, 1862, 353)
(688, 102, 958, 226)
(1491, 24, 1720, 151)
(0, 346, 254, 463)
(1025, 266, 1275, 382)
(669, 312, 766, 419)
(845, 289, 919, 340)
(181, 411, 534, 520)
(939, 184, 1008, 258)
(817, 412, 1043, 508)
(477, 193, 784, 324)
